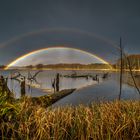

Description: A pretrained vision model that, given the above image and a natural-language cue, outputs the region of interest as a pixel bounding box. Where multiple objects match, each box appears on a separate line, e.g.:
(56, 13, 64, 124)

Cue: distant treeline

(26, 63, 111, 69)
(114, 54, 140, 70)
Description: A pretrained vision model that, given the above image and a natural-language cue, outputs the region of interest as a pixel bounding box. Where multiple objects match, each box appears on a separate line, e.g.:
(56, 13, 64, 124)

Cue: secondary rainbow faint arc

(5, 47, 112, 69)
(0, 27, 119, 50)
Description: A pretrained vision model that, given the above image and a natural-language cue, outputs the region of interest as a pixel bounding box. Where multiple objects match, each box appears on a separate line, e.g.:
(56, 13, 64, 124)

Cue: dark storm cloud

(0, 0, 140, 65)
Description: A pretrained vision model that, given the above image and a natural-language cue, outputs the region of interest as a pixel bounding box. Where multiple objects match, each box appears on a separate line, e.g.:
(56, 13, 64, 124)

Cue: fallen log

(31, 89, 76, 107)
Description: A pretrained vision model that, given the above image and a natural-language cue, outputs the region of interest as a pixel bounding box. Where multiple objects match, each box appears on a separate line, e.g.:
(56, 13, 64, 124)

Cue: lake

(1, 70, 140, 106)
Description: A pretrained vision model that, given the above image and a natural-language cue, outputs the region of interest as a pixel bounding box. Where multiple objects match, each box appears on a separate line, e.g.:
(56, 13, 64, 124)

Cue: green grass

(0, 89, 140, 139)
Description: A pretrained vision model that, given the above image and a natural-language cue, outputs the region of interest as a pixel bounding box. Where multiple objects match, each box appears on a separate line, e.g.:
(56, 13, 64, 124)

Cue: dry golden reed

(0, 96, 140, 140)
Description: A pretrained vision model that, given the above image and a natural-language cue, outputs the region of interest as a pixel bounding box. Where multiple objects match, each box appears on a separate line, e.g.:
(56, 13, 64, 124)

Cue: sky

(0, 0, 140, 65)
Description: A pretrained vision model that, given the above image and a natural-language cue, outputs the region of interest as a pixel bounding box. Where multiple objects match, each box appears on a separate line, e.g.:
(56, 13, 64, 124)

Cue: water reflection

(1, 70, 140, 102)
(6, 70, 101, 98)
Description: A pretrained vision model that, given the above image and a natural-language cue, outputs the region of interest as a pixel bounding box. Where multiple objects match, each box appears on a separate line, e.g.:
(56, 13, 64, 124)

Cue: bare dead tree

(27, 70, 42, 82)
(119, 37, 123, 100)
(118, 37, 140, 98)
(10, 71, 25, 80)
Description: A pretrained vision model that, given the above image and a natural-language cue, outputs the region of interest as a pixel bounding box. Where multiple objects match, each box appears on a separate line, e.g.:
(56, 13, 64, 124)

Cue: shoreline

(1, 68, 140, 72)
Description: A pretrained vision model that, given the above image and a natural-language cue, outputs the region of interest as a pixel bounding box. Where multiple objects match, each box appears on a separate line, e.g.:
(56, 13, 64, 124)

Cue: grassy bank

(0, 82, 139, 139)
(0, 91, 140, 140)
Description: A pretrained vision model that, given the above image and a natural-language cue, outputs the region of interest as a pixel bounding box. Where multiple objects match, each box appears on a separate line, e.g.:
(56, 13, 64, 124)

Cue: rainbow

(5, 47, 113, 70)
(0, 27, 119, 50)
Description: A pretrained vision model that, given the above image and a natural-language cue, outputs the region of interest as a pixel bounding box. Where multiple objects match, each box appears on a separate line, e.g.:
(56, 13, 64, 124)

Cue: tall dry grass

(0, 96, 140, 140)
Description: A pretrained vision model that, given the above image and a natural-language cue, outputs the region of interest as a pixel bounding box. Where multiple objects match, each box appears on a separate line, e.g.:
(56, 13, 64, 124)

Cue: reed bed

(0, 94, 140, 140)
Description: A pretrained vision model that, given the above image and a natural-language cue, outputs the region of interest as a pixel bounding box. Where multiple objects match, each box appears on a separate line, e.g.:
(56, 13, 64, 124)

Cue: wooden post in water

(21, 77, 26, 97)
(119, 37, 123, 100)
(52, 78, 56, 93)
(56, 73, 60, 92)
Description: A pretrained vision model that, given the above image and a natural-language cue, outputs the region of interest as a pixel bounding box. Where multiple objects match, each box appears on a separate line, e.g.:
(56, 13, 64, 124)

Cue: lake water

(1, 70, 140, 105)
